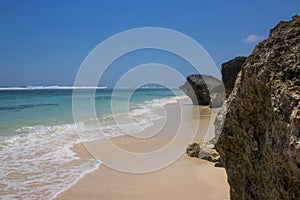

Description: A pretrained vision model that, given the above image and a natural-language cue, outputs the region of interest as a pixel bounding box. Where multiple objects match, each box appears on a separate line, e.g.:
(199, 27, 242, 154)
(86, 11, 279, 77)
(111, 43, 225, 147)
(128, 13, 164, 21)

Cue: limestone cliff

(216, 15, 300, 199)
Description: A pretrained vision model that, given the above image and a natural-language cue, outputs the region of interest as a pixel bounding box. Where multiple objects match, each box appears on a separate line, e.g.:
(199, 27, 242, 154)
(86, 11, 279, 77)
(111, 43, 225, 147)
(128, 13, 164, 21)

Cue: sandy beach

(55, 100, 230, 200)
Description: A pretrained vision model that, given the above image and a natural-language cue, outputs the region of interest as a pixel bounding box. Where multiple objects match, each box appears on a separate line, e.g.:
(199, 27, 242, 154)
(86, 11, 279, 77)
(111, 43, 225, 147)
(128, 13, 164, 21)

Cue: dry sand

(55, 99, 230, 200)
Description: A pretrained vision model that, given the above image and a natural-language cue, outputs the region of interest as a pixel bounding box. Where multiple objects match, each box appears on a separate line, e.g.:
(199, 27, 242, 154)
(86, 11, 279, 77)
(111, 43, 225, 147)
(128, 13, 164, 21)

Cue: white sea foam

(0, 86, 109, 90)
(0, 124, 101, 200)
(0, 86, 183, 90)
(0, 95, 186, 199)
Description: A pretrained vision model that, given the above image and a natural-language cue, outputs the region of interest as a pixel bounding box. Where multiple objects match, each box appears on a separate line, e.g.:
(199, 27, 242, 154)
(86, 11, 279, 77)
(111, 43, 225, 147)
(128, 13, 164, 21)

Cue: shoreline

(55, 99, 229, 200)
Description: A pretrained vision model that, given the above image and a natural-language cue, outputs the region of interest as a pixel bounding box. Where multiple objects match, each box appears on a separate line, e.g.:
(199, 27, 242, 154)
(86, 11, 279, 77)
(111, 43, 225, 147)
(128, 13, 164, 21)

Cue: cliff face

(221, 56, 247, 97)
(179, 74, 225, 107)
(216, 15, 300, 200)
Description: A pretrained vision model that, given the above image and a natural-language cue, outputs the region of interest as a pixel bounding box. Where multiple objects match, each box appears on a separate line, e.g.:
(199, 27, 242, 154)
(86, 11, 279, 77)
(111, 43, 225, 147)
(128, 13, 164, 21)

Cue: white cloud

(243, 34, 265, 44)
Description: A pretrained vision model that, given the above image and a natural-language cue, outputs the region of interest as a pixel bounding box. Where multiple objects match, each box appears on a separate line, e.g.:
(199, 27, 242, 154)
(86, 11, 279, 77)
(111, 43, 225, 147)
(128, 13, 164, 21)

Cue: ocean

(0, 87, 185, 199)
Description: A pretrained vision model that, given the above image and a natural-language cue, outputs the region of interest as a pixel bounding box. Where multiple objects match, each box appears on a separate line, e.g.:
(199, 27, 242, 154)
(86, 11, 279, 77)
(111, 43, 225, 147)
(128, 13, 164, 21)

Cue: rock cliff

(221, 56, 247, 97)
(216, 15, 300, 199)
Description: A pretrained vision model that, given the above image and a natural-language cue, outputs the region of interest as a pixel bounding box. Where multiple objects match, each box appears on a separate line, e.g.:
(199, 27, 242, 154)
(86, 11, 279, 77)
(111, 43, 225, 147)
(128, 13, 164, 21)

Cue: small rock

(186, 143, 200, 157)
(186, 142, 220, 163)
(199, 145, 220, 162)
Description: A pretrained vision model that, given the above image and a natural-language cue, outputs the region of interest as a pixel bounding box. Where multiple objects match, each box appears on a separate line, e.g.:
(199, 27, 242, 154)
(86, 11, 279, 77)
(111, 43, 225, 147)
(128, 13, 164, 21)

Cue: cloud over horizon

(243, 34, 265, 44)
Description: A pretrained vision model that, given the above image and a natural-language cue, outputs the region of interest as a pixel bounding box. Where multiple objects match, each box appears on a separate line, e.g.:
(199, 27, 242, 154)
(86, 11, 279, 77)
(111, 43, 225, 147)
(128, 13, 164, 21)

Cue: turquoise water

(0, 87, 185, 199)
(0, 88, 183, 135)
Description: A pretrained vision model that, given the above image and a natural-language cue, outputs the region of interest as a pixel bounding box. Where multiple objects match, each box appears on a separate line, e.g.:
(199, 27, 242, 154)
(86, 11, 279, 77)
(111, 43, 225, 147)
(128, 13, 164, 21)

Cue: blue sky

(0, 0, 299, 86)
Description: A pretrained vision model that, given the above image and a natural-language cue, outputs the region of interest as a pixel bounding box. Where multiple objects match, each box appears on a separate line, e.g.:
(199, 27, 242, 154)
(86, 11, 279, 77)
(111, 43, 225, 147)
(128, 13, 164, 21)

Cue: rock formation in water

(179, 74, 225, 107)
(216, 15, 300, 200)
(221, 56, 247, 97)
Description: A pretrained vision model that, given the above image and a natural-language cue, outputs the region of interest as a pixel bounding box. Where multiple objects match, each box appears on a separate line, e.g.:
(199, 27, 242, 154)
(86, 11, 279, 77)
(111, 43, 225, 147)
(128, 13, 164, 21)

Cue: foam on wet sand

(56, 99, 229, 200)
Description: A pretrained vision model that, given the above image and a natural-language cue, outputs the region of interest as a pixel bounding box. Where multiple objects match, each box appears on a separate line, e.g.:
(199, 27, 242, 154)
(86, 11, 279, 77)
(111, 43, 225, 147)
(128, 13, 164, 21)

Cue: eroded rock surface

(179, 74, 225, 107)
(216, 15, 300, 200)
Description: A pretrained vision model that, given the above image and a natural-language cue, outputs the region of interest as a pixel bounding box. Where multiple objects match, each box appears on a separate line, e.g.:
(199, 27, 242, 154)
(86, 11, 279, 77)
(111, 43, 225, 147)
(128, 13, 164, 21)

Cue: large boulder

(179, 74, 225, 107)
(221, 56, 247, 97)
(216, 15, 300, 200)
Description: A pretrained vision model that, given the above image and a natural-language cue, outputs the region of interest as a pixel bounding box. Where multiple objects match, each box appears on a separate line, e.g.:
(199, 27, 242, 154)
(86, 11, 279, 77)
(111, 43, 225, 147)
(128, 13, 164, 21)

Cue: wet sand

(55, 99, 229, 200)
